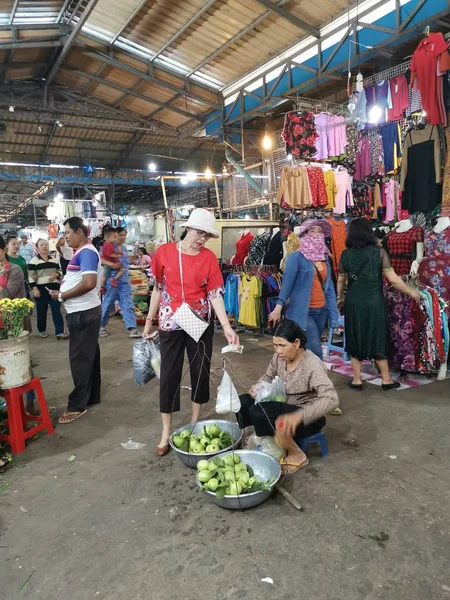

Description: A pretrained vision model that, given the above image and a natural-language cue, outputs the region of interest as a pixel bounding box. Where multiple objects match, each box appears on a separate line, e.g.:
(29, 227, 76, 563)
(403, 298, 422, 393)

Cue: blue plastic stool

(326, 315, 348, 361)
(299, 432, 328, 457)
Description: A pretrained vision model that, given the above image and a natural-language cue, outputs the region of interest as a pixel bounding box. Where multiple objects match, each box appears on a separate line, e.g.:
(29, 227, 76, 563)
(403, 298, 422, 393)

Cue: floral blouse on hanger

(282, 110, 318, 158)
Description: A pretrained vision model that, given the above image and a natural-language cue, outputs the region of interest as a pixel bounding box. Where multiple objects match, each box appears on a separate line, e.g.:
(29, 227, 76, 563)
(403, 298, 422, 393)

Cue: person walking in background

(28, 239, 65, 339)
(56, 236, 73, 276)
(18, 234, 35, 264)
(99, 227, 139, 338)
(268, 219, 340, 360)
(49, 217, 102, 424)
(337, 218, 421, 391)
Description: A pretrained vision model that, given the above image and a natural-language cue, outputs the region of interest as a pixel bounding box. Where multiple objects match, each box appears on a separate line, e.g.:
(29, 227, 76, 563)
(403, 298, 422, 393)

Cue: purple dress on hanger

(375, 80, 390, 124)
(313, 112, 329, 160)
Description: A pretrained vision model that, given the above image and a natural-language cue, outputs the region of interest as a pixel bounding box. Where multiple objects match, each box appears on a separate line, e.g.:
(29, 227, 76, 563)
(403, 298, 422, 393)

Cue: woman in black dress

(337, 219, 421, 391)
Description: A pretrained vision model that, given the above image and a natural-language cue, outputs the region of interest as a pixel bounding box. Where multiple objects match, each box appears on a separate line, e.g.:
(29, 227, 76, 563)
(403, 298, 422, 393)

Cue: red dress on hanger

(231, 232, 254, 266)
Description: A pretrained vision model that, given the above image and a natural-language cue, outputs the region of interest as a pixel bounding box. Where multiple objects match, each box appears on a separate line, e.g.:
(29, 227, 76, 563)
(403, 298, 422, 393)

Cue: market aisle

(1, 322, 450, 600)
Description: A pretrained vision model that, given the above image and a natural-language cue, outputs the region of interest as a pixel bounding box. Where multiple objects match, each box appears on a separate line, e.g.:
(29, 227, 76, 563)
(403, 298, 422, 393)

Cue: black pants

(67, 306, 101, 413)
(237, 394, 326, 445)
(159, 322, 214, 414)
(35, 284, 64, 336)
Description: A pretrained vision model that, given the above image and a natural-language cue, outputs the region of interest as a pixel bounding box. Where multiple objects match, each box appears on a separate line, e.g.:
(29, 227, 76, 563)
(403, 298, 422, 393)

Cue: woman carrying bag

(143, 209, 239, 457)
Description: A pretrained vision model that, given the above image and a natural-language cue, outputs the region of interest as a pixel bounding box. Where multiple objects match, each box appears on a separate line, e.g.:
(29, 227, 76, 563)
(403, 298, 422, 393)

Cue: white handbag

(173, 243, 209, 343)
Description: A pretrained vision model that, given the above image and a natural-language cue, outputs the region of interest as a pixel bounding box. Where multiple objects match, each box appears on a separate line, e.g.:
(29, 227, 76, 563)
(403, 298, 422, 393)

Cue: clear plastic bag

(257, 436, 286, 461)
(133, 334, 161, 386)
(253, 376, 287, 403)
(216, 369, 241, 414)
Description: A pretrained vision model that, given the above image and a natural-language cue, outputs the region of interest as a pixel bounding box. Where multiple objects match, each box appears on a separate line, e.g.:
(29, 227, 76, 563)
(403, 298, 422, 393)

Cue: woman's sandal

(155, 444, 170, 457)
(347, 381, 363, 391)
(58, 410, 87, 424)
(280, 456, 309, 475)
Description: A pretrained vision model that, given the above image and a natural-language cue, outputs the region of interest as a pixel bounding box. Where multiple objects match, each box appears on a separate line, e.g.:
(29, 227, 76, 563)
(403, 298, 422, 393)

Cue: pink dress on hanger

(333, 170, 353, 213)
(327, 115, 347, 156)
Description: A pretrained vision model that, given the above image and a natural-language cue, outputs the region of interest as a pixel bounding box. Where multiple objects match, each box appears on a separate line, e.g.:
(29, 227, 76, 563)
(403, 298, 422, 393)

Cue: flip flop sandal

(58, 410, 87, 424)
(280, 457, 309, 475)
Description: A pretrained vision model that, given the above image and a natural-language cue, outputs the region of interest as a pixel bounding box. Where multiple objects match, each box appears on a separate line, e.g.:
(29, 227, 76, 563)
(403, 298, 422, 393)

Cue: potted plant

(0, 298, 34, 389)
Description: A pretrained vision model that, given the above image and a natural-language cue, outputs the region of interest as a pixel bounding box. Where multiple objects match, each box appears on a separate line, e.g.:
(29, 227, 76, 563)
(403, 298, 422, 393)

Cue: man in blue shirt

(49, 217, 102, 424)
(18, 234, 35, 264)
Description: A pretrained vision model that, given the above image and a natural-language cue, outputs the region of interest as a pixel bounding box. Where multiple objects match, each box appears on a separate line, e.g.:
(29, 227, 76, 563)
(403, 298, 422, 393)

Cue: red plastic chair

(0, 377, 54, 453)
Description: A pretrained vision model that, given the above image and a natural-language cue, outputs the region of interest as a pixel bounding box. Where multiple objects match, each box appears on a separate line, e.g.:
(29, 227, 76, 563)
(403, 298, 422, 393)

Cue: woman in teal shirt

(7, 235, 27, 279)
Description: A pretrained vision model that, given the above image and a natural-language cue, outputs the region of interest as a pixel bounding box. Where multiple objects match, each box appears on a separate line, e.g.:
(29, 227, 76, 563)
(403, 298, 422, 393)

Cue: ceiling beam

(0, 61, 48, 74)
(45, 0, 100, 86)
(0, 23, 70, 31)
(111, 0, 148, 44)
(78, 29, 221, 97)
(57, 0, 73, 23)
(251, 0, 319, 38)
(150, 0, 218, 63)
(61, 66, 202, 121)
(40, 122, 58, 162)
(0, 40, 63, 50)
(9, 0, 20, 25)
(77, 46, 222, 109)
(113, 80, 145, 109)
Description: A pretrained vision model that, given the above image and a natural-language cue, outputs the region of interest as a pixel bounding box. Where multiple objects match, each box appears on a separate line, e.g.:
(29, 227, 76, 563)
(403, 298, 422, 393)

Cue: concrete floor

(1, 318, 450, 600)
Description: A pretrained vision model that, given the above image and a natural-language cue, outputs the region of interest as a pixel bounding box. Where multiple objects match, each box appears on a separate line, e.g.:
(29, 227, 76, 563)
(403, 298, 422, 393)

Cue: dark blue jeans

(306, 307, 328, 359)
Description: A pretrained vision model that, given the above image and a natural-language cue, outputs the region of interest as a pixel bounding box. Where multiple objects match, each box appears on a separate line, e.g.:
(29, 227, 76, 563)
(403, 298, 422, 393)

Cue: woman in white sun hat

(143, 208, 240, 456)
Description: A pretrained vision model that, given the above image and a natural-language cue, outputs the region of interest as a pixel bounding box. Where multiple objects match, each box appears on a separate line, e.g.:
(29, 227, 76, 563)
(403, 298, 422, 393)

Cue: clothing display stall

(223, 267, 281, 329)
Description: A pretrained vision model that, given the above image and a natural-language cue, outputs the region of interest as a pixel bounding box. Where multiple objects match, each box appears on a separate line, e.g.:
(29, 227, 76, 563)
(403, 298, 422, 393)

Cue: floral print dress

(417, 226, 450, 315)
(282, 111, 318, 158)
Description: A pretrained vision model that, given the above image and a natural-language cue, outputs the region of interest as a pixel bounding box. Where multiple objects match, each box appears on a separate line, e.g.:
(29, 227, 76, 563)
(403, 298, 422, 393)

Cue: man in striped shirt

(49, 217, 102, 424)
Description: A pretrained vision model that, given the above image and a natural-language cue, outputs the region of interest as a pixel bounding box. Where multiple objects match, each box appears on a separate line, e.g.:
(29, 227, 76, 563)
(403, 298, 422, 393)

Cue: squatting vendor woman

(239, 320, 339, 472)
(268, 219, 339, 359)
(143, 209, 239, 457)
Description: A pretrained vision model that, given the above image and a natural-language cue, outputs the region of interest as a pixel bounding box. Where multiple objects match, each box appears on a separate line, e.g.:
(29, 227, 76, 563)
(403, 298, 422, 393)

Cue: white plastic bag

(133, 335, 161, 386)
(216, 369, 241, 414)
(253, 376, 287, 403)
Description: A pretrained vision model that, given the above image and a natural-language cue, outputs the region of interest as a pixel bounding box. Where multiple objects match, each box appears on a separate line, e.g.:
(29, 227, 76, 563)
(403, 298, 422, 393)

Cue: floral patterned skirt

(383, 284, 416, 372)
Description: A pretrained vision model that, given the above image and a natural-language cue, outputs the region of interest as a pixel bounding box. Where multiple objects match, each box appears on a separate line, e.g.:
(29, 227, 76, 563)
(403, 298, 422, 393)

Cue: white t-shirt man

(60, 244, 101, 314)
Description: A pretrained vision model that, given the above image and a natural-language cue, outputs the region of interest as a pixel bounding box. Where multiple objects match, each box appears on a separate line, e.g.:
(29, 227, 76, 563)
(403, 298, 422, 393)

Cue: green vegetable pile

(172, 424, 234, 454)
(196, 454, 276, 499)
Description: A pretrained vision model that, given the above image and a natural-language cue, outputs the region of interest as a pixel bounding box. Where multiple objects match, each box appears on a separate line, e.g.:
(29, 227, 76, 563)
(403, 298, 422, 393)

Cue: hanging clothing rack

(285, 95, 347, 115)
(359, 60, 410, 88)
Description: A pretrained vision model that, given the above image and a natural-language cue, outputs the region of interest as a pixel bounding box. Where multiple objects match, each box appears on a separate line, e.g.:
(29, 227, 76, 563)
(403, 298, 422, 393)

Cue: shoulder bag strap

(351, 256, 369, 281)
(178, 243, 186, 303)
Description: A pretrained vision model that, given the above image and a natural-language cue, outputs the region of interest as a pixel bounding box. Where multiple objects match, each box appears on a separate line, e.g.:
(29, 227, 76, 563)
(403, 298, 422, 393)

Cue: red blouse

(231, 232, 254, 265)
(152, 242, 224, 331)
(386, 226, 424, 276)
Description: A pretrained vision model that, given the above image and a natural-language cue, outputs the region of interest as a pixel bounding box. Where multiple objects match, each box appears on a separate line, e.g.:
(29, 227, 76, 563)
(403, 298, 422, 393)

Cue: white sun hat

(182, 208, 219, 238)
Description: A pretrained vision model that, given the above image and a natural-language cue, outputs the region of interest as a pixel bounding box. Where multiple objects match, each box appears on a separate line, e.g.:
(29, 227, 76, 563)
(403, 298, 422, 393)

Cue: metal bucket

(169, 419, 242, 468)
(0, 332, 32, 389)
(196, 450, 281, 510)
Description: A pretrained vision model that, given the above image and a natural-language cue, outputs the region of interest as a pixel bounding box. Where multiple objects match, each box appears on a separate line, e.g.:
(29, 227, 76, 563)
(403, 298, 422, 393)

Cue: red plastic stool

(0, 377, 54, 453)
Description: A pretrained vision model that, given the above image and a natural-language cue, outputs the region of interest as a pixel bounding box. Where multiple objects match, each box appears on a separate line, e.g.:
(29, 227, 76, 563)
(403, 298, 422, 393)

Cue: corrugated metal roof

(8, 1, 65, 25)
(79, 0, 354, 90)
